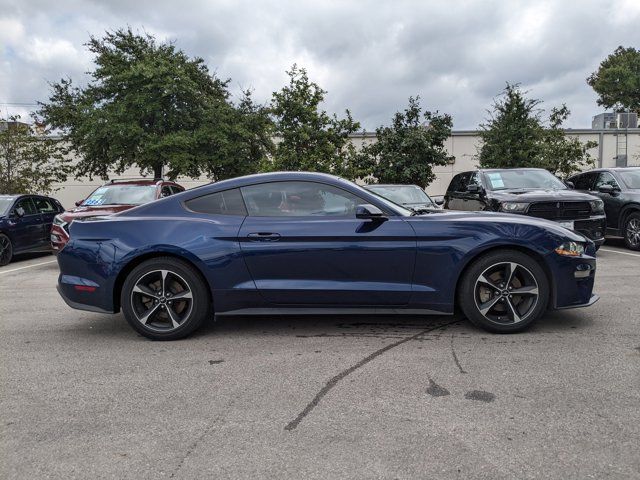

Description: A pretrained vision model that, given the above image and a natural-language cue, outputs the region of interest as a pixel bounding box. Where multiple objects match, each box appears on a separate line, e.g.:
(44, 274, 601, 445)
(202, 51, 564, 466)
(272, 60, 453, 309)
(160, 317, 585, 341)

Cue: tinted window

(468, 172, 481, 188)
(241, 181, 362, 217)
(619, 169, 640, 189)
(15, 197, 37, 215)
(160, 186, 173, 198)
(34, 197, 56, 213)
(572, 173, 596, 190)
(185, 188, 247, 216)
(447, 173, 469, 193)
(594, 172, 620, 190)
(171, 186, 185, 194)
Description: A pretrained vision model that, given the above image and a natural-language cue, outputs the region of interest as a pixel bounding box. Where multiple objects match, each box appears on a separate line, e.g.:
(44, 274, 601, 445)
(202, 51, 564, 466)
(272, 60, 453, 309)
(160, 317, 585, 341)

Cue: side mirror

(14, 207, 25, 218)
(75, 200, 83, 207)
(597, 184, 615, 194)
(356, 204, 386, 220)
(467, 184, 481, 194)
(432, 196, 445, 206)
(565, 180, 575, 189)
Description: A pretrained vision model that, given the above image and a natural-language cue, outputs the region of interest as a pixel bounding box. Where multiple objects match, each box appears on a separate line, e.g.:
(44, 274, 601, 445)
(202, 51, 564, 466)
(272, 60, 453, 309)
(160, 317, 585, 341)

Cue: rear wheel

(458, 250, 549, 333)
(623, 212, 640, 251)
(0, 234, 13, 266)
(121, 257, 211, 340)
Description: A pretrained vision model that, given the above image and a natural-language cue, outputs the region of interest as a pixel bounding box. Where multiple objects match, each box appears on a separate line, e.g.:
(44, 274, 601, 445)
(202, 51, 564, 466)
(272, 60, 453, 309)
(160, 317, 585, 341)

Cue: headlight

(53, 215, 67, 226)
(589, 199, 604, 214)
(555, 241, 585, 257)
(501, 202, 529, 213)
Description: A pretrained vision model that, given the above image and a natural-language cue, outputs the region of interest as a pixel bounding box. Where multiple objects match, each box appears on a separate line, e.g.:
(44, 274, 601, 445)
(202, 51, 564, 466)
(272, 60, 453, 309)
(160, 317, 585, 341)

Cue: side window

(594, 172, 619, 190)
(241, 181, 363, 217)
(15, 197, 37, 216)
(160, 186, 173, 198)
(573, 173, 596, 190)
(171, 186, 184, 195)
(467, 172, 480, 188)
(185, 188, 247, 216)
(34, 197, 56, 213)
(447, 173, 467, 193)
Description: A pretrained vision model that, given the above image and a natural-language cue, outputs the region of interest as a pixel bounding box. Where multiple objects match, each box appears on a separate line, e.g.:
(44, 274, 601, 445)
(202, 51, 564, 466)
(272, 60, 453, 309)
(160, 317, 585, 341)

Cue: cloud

(1, 0, 639, 129)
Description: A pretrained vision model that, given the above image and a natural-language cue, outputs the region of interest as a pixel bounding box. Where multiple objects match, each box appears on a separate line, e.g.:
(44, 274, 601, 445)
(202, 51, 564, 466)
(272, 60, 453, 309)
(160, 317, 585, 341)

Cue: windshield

(618, 169, 640, 189)
(0, 197, 15, 216)
(484, 170, 567, 191)
(367, 185, 434, 206)
(82, 185, 157, 206)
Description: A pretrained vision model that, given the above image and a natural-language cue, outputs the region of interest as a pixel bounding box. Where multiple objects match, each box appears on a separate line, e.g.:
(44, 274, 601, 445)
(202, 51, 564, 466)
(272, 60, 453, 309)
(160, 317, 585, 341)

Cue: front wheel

(121, 257, 211, 340)
(0, 234, 13, 266)
(623, 212, 640, 251)
(458, 250, 549, 333)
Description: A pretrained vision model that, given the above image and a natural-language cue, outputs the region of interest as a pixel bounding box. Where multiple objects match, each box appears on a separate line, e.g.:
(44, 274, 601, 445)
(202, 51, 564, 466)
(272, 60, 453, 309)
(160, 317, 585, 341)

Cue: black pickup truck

(443, 168, 606, 247)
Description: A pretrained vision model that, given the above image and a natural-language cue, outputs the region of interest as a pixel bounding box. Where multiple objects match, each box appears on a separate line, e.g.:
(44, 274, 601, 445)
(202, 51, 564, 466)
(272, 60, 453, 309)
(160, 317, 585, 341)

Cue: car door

(591, 172, 625, 229)
(238, 181, 416, 307)
(33, 197, 58, 246)
(463, 172, 485, 210)
(10, 197, 42, 252)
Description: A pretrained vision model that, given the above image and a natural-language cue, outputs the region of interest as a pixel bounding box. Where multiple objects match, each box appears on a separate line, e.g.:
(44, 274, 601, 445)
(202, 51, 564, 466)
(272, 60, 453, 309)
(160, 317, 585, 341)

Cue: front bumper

(572, 215, 606, 246)
(550, 250, 598, 310)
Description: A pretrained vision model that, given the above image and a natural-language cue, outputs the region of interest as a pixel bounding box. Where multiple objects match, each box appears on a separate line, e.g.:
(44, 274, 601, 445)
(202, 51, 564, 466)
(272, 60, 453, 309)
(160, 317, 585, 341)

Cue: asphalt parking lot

(1, 243, 639, 479)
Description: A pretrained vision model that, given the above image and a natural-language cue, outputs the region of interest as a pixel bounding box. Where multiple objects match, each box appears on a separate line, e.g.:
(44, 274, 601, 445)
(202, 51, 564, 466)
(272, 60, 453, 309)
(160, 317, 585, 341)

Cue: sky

(1, 0, 639, 131)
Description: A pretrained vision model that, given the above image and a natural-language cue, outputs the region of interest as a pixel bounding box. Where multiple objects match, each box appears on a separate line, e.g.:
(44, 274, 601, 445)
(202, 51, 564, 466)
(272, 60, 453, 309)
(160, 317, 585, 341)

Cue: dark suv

(444, 168, 606, 247)
(51, 178, 185, 252)
(568, 167, 640, 250)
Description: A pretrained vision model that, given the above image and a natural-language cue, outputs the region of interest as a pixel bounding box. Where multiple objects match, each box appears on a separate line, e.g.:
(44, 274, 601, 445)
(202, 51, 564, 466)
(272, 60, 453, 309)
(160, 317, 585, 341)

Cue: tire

(623, 212, 640, 251)
(0, 233, 13, 266)
(458, 249, 550, 333)
(121, 257, 211, 340)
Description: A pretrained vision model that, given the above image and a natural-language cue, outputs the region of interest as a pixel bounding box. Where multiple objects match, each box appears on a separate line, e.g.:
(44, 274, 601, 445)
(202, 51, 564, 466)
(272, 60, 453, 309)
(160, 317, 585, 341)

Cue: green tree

(540, 106, 596, 177)
(39, 28, 270, 181)
(269, 65, 361, 178)
(587, 46, 640, 114)
(478, 84, 544, 169)
(360, 97, 453, 188)
(0, 116, 71, 194)
(479, 84, 595, 177)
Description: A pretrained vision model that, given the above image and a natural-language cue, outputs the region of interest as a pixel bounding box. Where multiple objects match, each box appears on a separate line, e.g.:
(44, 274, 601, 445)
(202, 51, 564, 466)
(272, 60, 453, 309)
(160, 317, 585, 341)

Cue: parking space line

(599, 248, 640, 258)
(0, 260, 57, 275)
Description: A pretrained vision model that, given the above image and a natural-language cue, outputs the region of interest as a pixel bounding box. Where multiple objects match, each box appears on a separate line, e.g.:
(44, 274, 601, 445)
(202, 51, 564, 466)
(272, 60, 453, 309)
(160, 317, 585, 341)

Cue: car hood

(60, 204, 135, 221)
(489, 189, 598, 202)
(407, 210, 588, 242)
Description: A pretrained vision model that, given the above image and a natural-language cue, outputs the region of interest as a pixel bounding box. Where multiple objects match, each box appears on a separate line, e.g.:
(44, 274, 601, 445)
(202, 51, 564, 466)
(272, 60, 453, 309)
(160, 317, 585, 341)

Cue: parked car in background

(51, 178, 185, 252)
(0, 194, 64, 266)
(444, 168, 607, 248)
(56, 172, 598, 340)
(364, 184, 441, 213)
(567, 167, 640, 250)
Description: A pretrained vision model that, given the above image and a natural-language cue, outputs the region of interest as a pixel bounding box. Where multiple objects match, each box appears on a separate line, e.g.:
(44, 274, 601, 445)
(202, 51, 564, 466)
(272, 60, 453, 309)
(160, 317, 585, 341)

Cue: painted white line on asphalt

(599, 248, 640, 258)
(0, 260, 57, 275)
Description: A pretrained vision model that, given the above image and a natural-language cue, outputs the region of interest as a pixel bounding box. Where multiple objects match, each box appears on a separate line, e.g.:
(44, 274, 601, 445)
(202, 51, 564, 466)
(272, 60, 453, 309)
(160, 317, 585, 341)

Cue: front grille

(526, 201, 591, 220)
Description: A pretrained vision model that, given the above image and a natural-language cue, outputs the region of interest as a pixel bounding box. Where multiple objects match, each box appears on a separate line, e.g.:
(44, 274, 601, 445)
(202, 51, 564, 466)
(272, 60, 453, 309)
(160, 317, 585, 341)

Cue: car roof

(474, 168, 549, 173)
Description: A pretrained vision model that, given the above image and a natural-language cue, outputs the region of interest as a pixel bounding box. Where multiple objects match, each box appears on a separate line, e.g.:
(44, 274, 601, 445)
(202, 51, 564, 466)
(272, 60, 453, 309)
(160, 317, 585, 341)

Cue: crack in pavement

(450, 333, 468, 374)
(284, 319, 460, 431)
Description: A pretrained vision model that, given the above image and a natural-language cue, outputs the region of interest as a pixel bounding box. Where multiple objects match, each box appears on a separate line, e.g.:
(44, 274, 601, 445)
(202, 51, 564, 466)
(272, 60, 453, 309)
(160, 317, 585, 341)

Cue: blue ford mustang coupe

(56, 172, 598, 340)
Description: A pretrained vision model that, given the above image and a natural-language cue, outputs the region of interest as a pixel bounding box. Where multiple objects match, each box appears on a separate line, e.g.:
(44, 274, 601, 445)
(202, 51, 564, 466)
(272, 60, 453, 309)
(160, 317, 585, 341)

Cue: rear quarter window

(185, 188, 247, 216)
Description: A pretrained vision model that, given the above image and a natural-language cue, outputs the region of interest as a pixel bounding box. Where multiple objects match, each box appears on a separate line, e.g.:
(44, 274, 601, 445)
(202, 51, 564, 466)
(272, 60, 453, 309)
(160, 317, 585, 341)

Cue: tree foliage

(587, 46, 640, 114)
(0, 116, 71, 195)
(359, 97, 453, 188)
(479, 84, 595, 178)
(39, 28, 271, 181)
(269, 65, 361, 178)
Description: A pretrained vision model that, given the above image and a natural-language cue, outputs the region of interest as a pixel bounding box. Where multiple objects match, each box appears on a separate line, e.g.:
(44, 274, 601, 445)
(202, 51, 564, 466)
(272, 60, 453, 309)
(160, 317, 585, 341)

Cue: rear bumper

(56, 284, 114, 314)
